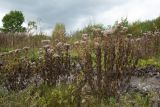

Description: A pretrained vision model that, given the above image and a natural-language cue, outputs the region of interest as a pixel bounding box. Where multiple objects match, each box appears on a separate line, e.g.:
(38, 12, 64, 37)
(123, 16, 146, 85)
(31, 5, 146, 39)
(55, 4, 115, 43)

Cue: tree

(27, 21, 37, 35)
(52, 23, 66, 41)
(1, 10, 26, 33)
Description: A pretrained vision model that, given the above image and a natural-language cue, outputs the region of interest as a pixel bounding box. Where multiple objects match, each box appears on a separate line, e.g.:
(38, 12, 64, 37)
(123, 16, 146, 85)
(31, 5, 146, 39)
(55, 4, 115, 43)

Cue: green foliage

(0, 84, 76, 107)
(0, 84, 155, 107)
(128, 16, 160, 36)
(138, 54, 160, 67)
(70, 24, 105, 42)
(153, 16, 160, 30)
(27, 21, 37, 34)
(113, 17, 129, 28)
(1, 10, 26, 33)
(0, 47, 13, 52)
(28, 48, 39, 62)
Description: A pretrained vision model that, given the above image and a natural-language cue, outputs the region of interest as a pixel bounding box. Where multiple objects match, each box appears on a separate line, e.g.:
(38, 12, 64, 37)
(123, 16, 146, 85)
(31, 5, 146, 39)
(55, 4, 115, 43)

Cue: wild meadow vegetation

(1, 11, 160, 107)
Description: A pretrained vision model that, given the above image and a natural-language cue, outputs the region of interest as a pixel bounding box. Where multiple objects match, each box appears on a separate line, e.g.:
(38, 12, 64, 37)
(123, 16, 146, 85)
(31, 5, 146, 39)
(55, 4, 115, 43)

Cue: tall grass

(0, 32, 50, 51)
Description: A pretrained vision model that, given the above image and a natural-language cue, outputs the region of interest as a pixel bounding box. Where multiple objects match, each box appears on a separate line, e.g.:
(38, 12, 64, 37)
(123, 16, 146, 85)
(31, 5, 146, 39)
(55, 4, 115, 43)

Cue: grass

(0, 84, 76, 107)
(138, 54, 160, 67)
(0, 47, 13, 52)
(0, 84, 156, 107)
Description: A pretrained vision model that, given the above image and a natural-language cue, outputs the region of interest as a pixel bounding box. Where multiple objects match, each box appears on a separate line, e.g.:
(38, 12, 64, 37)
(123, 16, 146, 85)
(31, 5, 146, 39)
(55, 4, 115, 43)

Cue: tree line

(1, 10, 160, 38)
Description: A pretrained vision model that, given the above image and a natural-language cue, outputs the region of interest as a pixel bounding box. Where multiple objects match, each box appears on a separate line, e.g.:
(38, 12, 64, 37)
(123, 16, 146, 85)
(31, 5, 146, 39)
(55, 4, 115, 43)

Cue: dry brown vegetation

(0, 32, 49, 49)
(1, 23, 160, 106)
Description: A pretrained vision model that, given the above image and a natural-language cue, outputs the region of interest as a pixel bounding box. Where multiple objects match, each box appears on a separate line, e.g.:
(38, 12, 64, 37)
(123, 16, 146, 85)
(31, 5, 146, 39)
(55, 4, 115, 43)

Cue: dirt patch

(129, 65, 160, 92)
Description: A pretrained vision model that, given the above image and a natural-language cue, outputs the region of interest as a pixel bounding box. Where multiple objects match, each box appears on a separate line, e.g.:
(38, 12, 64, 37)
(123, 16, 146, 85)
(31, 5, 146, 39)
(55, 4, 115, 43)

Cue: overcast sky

(0, 0, 160, 35)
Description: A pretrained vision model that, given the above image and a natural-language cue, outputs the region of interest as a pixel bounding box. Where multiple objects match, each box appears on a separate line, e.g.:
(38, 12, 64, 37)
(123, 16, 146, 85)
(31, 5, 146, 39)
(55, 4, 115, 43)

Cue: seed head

(56, 42, 63, 49)
(122, 27, 128, 32)
(48, 49, 54, 53)
(74, 41, 79, 45)
(94, 42, 100, 49)
(82, 33, 88, 37)
(54, 39, 59, 43)
(82, 34, 88, 41)
(53, 53, 60, 58)
(103, 29, 114, 36)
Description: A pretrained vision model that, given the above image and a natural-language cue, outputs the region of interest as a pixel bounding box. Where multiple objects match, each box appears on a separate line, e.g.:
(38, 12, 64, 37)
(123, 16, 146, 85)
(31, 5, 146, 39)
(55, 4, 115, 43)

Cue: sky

(0, 0, 160, 35)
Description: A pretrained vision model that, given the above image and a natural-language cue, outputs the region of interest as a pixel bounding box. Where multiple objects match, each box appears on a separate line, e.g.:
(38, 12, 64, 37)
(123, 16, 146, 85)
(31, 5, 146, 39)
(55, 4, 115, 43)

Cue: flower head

(56, 42, 63, 49)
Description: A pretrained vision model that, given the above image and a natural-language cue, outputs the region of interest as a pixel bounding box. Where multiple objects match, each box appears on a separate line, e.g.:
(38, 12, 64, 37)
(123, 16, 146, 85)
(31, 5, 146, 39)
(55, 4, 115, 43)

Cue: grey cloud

(0, 0, 128, 34)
